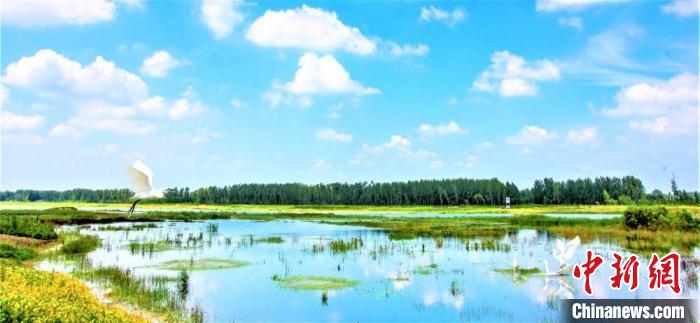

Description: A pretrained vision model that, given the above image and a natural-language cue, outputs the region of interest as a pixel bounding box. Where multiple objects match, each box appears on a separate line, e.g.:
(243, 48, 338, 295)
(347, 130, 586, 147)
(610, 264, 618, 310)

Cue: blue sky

(1, 0, 698, 192)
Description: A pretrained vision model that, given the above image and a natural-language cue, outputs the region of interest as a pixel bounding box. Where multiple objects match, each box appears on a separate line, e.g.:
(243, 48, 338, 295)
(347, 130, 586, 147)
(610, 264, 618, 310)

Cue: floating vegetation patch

(413, 263, 443, 275)
(254, 236, 284, 244)
(329, 237, 363, 254)
(155, 258, 249, 271)
(272, 275, 359, 291)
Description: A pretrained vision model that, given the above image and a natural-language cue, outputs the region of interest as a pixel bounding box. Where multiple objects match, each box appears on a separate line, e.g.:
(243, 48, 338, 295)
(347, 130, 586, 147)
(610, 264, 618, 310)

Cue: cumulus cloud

(602, 73, 698, 135)
(418, 121, 468, 137)
(566, 127, 599, 147)
(246, 5, 376, 55)
(536, 0, 626, 12)
(281, 52, 379, 96)
(315, 127, 353, 143)
(168, 87, 208, 119)
(2, 49, 208, 137)
(1, 0, 118, 27)
(349, 135, 440, 168)
(419, 6, 466, 26)
(472, 51, 560, 97)
(662, 0, 698, 17)
(505, 126, 556, 145)
(1, 111, 44, 131)
(3, 49, 148, 103)
(602, 73, 696, 117)
(140, 51, 184, 77)
(201, 0, 244, 39)
(558, 16, 583, 29)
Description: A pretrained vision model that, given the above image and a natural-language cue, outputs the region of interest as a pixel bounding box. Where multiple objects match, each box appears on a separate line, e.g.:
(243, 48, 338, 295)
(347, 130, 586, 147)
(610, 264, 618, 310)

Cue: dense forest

(1, 176, 698, 206)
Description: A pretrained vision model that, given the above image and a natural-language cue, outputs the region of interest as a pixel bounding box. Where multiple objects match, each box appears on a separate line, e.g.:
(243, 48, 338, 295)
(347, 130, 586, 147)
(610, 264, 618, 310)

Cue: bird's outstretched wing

(125, 160, 154, 196)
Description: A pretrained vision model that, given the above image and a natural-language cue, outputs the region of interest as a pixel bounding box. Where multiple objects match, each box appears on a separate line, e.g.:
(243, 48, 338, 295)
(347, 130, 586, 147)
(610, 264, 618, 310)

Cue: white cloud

(428, 159, 444, 169)
(566, 127, 599, 146)
(1, 0, 117, 27)
(477, 141, 494, 150)
(536, 0, 625, 12)
(314, 159, 331, 169)
(49, 124, 83, 138)
(230, 98, 247, 109)
(602, 73, 697, 117)
(51, 117, 155, 136)
(315, 127, 352, 143)
(455, 154, 478, 168)
(558, 16, 583, 29)
(472, 51, 560, 97)
(384, 42, 430, 58)
(246, 5, 376, 55)
(261, 88, 312, 108)
(140, 51, 184, 77)
(505, 126, 556, 145)
(282, 53, 379, 96)
(418, 121, 468, 136)
(384, 135, 412, 150)
(662, 0, 698, 17)
(419, 6, 466, 26)
(0, 111, 44, 131)
(0, 84, 8, 104)
(3, 49, 148, 103)
(168, 87, 208, 119)
(201, 0, 244, 39)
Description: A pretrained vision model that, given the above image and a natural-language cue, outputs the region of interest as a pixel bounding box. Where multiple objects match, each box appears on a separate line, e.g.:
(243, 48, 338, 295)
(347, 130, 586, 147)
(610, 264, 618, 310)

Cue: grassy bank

(5, 200, 700, 215)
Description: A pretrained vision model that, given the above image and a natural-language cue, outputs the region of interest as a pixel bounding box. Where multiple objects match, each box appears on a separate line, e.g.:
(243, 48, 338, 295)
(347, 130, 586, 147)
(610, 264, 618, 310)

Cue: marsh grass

(127, 241, 173, 256)
(0, 216, 57, 240)
(155, 258, 249, 271)
(329, 237, 363, 254)
(254, 236, 284, 244)
(0, 244, 37, 261)
(61, 234, 100, 255)
(413, 263, 443, 275)
(98, 223, 158, 231)
(73, 266, 187, 321)
(493, 267, 541, 275)
(271, 275, 359, 291)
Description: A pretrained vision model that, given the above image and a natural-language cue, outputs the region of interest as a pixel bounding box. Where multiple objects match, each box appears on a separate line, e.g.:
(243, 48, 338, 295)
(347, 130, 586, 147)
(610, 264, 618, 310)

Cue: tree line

(1, 176, 697, 206)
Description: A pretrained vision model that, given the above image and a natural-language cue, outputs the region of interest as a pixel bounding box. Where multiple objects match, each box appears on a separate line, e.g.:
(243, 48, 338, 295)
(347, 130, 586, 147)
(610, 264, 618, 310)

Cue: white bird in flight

(541, 236, 580, 276)
(125, 160, 163, 214)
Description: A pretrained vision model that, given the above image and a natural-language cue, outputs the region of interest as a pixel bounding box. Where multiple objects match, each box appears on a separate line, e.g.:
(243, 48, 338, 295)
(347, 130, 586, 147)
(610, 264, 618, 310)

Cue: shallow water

(44, 219, 697, 322)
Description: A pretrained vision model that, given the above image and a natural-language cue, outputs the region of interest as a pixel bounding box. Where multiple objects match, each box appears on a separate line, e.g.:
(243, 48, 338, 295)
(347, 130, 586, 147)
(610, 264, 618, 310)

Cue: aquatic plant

(413, 263, 443, 275)
(321, 291, 329, 306)
(205, 223, 219, 234)
(126, 241, 172, 256)
(272, 275, 359, 291)
(61, 234, 100, 255)
(493, 267, 541, 275)
(329, 237, 363, 254)
(98, 223, 158, 231)
(0, 264, 146, 322)
(155, 258, 249, 271)
(73, 265, 190, 321)
(255, 236, 284, 244)
(177, 270, 189, 301)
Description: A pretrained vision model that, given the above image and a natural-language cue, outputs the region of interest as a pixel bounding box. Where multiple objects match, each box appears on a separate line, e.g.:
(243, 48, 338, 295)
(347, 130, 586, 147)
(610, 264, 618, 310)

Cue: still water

(43, 219, 698, 322)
